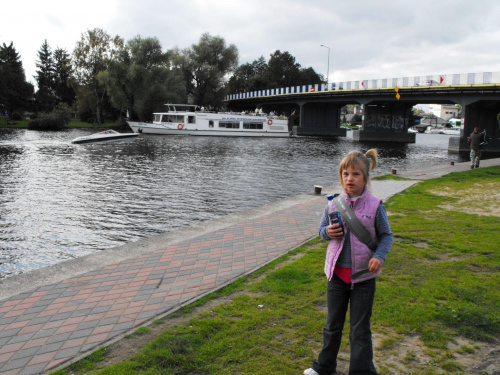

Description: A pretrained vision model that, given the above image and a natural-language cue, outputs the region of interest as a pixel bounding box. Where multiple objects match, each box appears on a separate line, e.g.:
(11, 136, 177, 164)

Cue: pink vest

(324, 189, 381, 283)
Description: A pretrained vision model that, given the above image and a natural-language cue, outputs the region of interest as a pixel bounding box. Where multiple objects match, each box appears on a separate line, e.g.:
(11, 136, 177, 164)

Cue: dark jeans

(312, 274, 377, 375)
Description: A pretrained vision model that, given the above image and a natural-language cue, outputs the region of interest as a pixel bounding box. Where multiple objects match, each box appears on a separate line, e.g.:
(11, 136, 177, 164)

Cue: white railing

(226, 71, 500, 101)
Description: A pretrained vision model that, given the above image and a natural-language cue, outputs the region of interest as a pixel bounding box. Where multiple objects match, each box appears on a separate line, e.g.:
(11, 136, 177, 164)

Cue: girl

(304, 149, 393, 375)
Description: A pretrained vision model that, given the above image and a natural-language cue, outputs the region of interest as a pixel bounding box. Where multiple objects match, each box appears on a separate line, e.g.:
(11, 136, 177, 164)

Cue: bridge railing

(225, 71, 500, 101)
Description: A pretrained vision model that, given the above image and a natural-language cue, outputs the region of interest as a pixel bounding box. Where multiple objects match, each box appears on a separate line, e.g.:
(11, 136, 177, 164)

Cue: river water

(0, 128, 467, 278)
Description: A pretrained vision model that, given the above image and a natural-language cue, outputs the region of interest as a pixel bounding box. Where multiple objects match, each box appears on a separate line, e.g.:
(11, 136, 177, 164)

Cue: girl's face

(342, 165, 366, 198)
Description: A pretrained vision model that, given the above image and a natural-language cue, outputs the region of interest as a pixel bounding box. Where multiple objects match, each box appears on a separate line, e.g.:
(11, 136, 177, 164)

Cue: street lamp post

(320, 44, 330, 90)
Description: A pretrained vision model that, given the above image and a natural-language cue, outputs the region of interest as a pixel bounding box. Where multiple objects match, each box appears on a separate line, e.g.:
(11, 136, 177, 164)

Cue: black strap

(333, 195, 378, 251)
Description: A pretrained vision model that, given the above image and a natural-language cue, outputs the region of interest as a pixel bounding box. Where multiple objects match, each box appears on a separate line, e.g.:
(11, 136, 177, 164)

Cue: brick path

(0, 194, 329, 374)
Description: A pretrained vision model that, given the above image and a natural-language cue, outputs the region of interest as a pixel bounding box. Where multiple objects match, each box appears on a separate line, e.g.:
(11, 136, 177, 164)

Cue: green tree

(227, 56, 268, 93)
(53, 47, 76, 107)
(297, 66, 323, 85)
(0, 42, 33, 116)
(176, 33, 238, 107)
(34, 40, 57, 112)
(226, 51, 322, 95)
(265, 50, 301, 88)
(72, 28, 123, 125)
(100, 35, 185, 121)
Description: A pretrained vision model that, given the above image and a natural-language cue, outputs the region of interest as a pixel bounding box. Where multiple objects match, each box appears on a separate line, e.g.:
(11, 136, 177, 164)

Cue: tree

(225, 51, 322, 95)
(0, 42, 33, 115)
(176, 33, 238, 107)
(297, 67, 323, 86)
(100, 35, 185, 121)
(72, 28, 123, 125)
(53, 48, 76, 107)
(265, 50, 301, 88)
(34, 40, 57, 112)
(227, 56, 268, 93)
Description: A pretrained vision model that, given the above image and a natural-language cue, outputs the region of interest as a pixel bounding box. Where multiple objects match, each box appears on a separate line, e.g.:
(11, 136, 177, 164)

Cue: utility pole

(320, 44, 330, 90)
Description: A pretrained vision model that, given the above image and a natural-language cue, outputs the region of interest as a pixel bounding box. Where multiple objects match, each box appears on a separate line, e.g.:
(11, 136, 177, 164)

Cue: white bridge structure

(226, 71, 500, 100)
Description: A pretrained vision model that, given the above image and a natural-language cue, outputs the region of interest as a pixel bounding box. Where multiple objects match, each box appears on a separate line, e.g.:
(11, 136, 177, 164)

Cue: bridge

(224, 71, 500, 154)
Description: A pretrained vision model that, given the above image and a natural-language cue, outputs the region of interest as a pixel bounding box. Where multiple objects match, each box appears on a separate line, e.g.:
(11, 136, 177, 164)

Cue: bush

(117, 116, 132, 131)
(28, 105, 72, 131)
(79, 109, 94, 124)
(350, 114, 362, 126)
(10, 112, 22, 121)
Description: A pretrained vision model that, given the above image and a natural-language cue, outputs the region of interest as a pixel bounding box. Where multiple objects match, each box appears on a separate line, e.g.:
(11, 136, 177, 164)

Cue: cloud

(2, 0, 499, 88)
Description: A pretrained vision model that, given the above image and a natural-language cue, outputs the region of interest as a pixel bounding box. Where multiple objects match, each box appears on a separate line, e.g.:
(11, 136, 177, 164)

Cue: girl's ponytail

(365, 149, 378, 170)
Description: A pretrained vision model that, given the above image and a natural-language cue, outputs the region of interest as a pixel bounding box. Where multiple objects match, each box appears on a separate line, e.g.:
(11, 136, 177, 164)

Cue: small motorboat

(71, 130, 139, 144)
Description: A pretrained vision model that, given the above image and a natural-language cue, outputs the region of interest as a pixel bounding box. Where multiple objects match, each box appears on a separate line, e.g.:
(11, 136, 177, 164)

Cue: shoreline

(2, 157, 499, 301)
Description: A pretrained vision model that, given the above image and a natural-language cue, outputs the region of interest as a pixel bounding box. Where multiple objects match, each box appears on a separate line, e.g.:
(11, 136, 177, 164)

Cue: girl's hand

(369, 258, 382, 274)
(327, 224, 344, 239)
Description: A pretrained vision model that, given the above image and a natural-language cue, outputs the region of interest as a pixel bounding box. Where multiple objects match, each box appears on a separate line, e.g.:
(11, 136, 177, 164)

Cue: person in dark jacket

(468, 127, 485, 169)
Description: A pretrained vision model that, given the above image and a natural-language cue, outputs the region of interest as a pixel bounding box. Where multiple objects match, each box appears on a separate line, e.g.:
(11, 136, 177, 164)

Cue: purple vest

(324, 189, 381, 283)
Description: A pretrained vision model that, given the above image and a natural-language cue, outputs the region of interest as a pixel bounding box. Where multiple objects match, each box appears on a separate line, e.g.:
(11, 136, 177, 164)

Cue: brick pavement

(0, 193, 332, 375)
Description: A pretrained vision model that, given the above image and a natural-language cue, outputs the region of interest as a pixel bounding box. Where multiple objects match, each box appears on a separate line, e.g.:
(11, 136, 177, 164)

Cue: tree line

(0, 29, 323, 125)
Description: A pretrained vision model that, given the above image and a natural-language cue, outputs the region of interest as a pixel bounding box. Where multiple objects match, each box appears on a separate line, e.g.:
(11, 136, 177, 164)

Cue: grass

(51, 167, 500, 375)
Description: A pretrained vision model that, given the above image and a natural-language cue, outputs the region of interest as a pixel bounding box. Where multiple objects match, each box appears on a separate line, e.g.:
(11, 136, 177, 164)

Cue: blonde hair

(338, 149, 378, 190)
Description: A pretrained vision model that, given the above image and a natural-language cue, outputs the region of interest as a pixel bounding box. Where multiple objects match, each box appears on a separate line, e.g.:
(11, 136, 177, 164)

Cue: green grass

(51, 166, 500, 374)
(373, 173, 412, 181)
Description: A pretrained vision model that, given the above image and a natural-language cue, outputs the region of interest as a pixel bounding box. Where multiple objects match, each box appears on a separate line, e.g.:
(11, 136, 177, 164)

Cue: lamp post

(320, 44, 330, 90)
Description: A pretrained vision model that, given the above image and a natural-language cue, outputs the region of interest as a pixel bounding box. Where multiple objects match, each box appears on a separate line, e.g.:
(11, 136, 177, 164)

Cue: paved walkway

(0, 158, 498, 375)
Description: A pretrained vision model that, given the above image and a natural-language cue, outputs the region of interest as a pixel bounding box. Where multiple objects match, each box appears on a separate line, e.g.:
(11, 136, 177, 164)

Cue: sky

(2, 0, 500, 92)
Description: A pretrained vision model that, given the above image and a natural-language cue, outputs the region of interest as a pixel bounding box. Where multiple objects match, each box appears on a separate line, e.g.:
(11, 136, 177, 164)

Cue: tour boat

(126, 104, 290, 137)
(71, 129, 139, 144)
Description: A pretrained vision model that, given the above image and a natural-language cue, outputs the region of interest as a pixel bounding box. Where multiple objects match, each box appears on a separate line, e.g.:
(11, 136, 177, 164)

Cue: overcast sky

(2, 0, 499, 90)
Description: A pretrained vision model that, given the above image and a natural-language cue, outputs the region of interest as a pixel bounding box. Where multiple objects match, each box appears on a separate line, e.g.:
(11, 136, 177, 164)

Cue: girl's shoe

(303, 369, 320, 375)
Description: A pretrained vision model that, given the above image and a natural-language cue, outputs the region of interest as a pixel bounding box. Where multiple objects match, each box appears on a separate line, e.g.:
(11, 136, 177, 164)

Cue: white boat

(442, 127, 460, 135)
(127, 104, 290, 137)
(71, 129, 139, 144)
(425, 126, 444, 134)
(425, 125, 461, 135)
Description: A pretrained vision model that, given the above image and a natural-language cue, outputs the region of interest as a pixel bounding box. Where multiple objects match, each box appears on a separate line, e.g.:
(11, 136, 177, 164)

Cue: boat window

(243, 122, 263, 130)
(161, 115, 184, 123)
(188, 116, 196, 124)
(219, 121, 240, 129)
(154, 114, 161, 122)
(209, 121, 214, 128)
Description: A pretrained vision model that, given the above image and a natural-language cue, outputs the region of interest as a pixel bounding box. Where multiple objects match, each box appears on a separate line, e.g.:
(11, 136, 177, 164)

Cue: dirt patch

(431, 182, 500, 217)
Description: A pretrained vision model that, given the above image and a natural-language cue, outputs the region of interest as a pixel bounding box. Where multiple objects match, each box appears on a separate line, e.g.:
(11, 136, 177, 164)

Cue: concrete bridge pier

(448, 100, 500, 156)
(353, 102, 416, 143)
(292, 102, 347, 137)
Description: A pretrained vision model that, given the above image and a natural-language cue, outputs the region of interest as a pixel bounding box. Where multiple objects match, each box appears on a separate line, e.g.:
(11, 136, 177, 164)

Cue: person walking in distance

(304, 149, 393, 375)
(468, 127, 485, 169)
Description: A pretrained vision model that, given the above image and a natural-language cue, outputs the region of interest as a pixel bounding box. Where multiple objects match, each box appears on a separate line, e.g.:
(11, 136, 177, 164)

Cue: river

(0, 128, 466, 278)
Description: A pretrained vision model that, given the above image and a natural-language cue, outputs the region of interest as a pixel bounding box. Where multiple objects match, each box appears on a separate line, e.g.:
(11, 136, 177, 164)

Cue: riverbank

(0, 118, 121, 129)
(51, 163, 499, 375)
(0, 159, 498, 374)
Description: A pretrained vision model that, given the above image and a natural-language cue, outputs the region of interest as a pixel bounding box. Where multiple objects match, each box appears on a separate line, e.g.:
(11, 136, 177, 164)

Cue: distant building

(429, 104, 460, 121)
